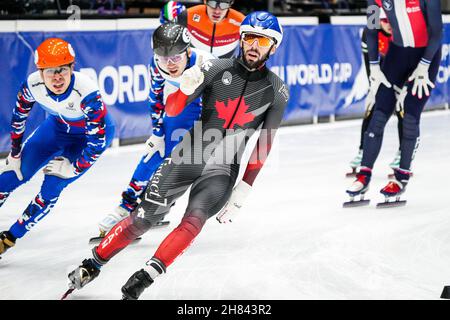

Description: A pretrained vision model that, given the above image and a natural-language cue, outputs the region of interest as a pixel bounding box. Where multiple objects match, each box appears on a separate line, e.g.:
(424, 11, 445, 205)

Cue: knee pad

(402, 113, 420, 140)
(366, 110, 388, 137)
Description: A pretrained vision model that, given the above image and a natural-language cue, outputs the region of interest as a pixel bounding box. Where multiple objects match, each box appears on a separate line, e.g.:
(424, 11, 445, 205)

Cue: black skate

(0, 231, 15, 259)
(121, 269, 154, 300)
(441, 286, 450, 299)
(343, 168, 371, 208)
(62, 259, 101, 299)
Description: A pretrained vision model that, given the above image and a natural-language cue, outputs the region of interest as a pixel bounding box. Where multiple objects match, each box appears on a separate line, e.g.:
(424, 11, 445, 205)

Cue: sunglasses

(155, 52, 186, 65)
(242, 33, 275, 48)
(206, 0, 232, 10)
(42, 65, 71, 77)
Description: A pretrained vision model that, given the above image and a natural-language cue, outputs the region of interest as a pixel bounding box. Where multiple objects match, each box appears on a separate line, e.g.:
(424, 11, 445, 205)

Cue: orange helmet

(35, 38, 75, 69)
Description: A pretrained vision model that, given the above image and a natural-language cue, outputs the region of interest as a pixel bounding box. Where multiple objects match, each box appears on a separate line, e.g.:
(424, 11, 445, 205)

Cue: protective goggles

(206, 0, 232, 10)
(155, 52, 186, 64)
(242, 33, 275, 48)
(42, 65, 71, 77)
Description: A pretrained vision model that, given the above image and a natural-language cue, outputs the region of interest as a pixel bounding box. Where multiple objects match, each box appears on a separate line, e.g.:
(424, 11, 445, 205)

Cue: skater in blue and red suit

(347, 0, 442, 204)
(0, 38, 115, 255)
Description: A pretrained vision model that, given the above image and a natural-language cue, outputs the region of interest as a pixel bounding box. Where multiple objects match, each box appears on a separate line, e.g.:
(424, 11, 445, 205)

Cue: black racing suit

(94, 58, 290, 264)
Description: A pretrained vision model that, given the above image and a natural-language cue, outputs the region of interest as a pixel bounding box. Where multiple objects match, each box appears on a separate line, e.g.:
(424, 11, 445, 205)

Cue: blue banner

(1, 22, 450, 153)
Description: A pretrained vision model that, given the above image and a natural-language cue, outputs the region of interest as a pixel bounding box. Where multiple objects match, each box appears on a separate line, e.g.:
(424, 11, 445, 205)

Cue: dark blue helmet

(239, 11, 283, 47)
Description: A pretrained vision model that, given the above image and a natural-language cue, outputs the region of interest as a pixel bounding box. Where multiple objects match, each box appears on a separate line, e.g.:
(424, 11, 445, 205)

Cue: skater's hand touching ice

(179, 65, 204, 96)
(43, 157, 77, 179)
(143, 134, 165, 163)
(409, 61, 434, 99)
(0, 153, 23, 181)
(216, 181, 252, 224)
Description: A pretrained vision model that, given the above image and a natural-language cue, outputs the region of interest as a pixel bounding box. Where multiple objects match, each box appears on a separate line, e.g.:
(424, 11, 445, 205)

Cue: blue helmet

(239, 11, 283, 48)
(159, 1, 186, 24)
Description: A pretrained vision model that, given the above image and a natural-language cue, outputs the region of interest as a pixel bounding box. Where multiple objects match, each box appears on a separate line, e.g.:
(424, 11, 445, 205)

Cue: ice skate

(63, 258, 101, 299)
(121, 269, 154, 300)
(89, 206, 169, 245)
(90, 206, 140, 245)
(344, 167, 371, 207)
(0, 231, 15, 259)
(377, 169, 410, 208)
(346, 149, 363, 177)
(441, 286, 450, 299)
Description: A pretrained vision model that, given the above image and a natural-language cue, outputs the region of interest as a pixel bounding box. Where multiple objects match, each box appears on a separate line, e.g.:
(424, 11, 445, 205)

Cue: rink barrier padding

(0, 17, 449, 153)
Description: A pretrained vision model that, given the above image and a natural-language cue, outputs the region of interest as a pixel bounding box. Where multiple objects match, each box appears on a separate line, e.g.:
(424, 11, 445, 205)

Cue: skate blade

(61, 288, 75, 300)
(343, 199, 370, 208)
(345, 168, 357, 178)
(441, 286, 450, 299)
(88, 236, 142, 245)
(376, 200, 407, 208)
(151, 220, 170, 229)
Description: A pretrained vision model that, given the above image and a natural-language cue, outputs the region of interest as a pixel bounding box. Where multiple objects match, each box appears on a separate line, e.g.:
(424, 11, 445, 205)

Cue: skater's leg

(7, 124, 114, 240)
(8, 159, 83, 239)
(361, 44, 412, 169)
(0, 119, 61, 207)
(120, 170, 238, 299)
(152, 173, 235, 268)
(118, 152, 165, 212)
(399, 50, 440, 171)
(105, 109, 198, 226)
(93, 159, 202, 264)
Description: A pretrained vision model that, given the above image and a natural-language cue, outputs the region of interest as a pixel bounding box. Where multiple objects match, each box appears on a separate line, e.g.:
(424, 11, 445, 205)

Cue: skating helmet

(239, 11, 283, 48)
(152, 23, 191, 57)
(35, 38, 75, 69)
(159, 1, 186, 24)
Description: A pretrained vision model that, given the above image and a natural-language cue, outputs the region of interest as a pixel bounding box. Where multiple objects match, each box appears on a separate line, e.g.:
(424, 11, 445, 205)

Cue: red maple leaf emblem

(215, 97, 255, 129)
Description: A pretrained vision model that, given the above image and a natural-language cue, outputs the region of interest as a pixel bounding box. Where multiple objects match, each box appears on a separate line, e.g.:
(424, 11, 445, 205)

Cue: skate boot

(62, 258, 101, 299)
(0, 231, 15, 258)
(346, 149, 363, 177)
(121, 269, 154, 300)
(68, 258, 101, 290)
(344, 167, 371, 207)
(377, 168, 410, 208)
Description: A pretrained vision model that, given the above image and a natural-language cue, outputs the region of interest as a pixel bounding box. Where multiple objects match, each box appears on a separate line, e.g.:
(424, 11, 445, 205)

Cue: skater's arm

(166, 59, 221, 117)
(242, 81, 289, 186)
(361, 27, 371, 77)
(75, 91, 108, 174)
(11, 81, 36, 157)
(149, 59, 166, 136)
(422, 0, 443, 64)
(366, 0, 381, 64)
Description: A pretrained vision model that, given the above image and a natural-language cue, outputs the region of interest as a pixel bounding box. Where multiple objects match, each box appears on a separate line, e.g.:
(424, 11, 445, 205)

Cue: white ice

(1, 110, 450, 300)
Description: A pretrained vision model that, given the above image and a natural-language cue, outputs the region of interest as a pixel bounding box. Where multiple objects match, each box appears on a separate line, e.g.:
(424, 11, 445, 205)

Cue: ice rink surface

(1, 110, 450, 300)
